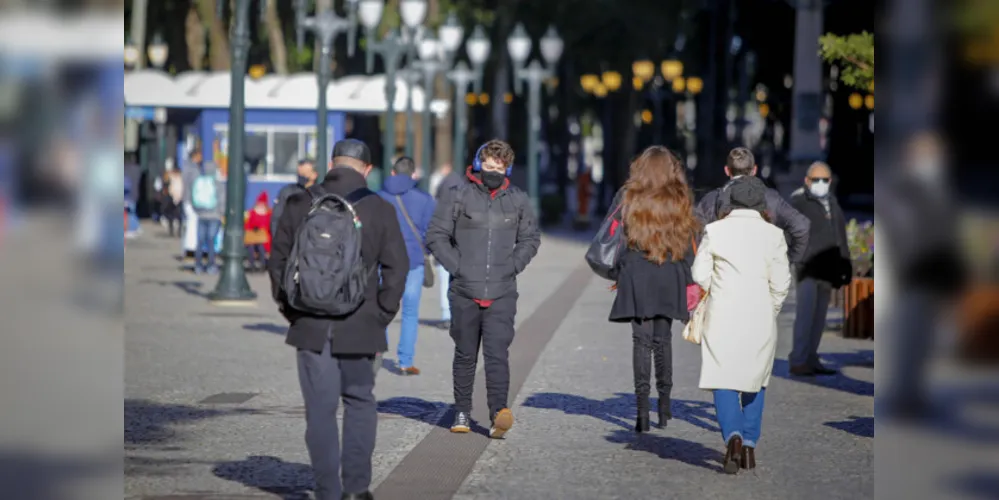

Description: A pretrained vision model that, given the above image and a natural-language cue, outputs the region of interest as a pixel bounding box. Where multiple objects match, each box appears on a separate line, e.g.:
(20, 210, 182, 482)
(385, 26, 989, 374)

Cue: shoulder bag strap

(394, 195, 424, 246)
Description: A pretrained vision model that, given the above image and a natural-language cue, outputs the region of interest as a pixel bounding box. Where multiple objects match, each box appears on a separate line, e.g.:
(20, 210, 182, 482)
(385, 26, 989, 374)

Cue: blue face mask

(297, 175, 311, 186)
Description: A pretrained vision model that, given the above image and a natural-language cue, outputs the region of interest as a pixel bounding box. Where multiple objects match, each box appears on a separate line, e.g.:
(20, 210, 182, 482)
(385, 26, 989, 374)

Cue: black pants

(450, 290, 518, 418)
(631, 318, 673, 409)
(246, 244, 267, 270)
(297, 341, 377, 500)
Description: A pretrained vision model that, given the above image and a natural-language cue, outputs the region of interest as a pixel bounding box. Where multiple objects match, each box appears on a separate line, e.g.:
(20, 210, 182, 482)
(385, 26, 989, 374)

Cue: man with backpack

(378, 156, 436, 375)
(426, 139, 541, 439)
(183, 149, 225, 274)
(268, 138, 408, 500)
(271, 158, 318, 238)
(694, 147, 810, 264)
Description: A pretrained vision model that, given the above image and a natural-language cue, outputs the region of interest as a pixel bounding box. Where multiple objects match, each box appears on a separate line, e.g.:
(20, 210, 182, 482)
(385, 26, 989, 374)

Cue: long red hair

(621, 146, 700, 264)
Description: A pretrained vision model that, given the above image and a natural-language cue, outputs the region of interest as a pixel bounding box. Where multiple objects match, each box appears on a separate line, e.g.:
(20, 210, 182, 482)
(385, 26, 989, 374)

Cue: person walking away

(605, 146, 700, 432)
(185, 153, 225, 275)
(244, 192, 272, 272)
(163, 161, 184, 237)
(695, 147, 810, 264)
(432, 162, 462, 329)
(787, 161, 852, 376)
(272, 158, 318, 238)
(268, 139, 408, 500)
(378, 156, 436, 375)
(691, 177, 792, 474)
(426, 139, 541, 438)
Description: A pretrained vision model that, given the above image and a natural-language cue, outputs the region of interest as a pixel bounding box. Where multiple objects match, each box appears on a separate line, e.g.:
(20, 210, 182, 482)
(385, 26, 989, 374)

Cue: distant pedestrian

(244, 192, 272, 272)
(788, 161, 852, 376)
(695, 147, 810, 264)
(378, 156, 436, 375)
(272, 158, 318, 238)
(432, 162, 461, 329)
(162, 160, 184, 237)
(691, 177, 792, 474)
(427, 140, 541, 438)
(184, 149, 225, 275)
(603, 146, 700, 433)
(268, 139, 408, 500)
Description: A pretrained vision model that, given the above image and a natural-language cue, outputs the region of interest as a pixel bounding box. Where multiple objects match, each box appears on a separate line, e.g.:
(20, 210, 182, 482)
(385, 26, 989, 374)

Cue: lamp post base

(208, 258, 258, 304)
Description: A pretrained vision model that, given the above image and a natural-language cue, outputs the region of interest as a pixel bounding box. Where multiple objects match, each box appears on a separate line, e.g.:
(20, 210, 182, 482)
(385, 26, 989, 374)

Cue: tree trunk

(196, 0, 230, 70)
(264, 0, 288, 74)
(185, 4, 206, 71)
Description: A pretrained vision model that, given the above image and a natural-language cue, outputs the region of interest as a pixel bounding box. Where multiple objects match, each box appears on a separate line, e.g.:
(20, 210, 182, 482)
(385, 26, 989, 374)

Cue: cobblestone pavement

(125, 224, 875, 499)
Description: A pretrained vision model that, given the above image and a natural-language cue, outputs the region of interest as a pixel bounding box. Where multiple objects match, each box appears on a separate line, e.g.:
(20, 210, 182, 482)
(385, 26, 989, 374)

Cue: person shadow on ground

(520, 392, 725, 472)
(213, 455, 313, 500)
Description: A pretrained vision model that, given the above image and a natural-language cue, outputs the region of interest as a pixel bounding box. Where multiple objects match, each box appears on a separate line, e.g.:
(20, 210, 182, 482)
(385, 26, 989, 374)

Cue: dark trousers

(790, 277, 833, 368)
(631, 318, 673, 410)
(449, 290, 518, 418)
(246, 244, 267, 270)
(297, 341, 377, 500)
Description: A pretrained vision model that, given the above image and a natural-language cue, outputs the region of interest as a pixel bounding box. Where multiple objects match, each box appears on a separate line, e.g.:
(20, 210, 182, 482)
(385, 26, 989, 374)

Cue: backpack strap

(450, 183, 468, 221)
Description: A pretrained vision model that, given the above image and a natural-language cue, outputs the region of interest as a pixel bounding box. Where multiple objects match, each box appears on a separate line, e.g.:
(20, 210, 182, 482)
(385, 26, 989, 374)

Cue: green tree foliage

(819, 31, 873, 91)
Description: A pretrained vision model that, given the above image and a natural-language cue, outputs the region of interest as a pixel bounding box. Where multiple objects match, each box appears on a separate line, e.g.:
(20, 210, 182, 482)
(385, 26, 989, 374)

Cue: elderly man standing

(788, 161, 852, 376)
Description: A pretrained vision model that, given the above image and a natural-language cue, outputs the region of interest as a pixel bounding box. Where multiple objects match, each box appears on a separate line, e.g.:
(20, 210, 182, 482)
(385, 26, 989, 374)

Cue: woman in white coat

(691, 177, 792, 474)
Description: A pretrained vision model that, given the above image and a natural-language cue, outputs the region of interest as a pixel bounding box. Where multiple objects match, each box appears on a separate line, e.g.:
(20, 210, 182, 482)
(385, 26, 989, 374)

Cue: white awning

(124, 69, 439, 114)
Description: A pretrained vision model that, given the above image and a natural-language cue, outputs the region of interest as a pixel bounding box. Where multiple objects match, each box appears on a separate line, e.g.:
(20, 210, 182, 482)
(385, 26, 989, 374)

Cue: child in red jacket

(244, 192, 272, 272)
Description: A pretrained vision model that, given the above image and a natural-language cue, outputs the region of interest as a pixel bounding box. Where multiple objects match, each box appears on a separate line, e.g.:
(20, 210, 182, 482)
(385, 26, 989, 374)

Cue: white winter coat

(691, 209, 792, 393)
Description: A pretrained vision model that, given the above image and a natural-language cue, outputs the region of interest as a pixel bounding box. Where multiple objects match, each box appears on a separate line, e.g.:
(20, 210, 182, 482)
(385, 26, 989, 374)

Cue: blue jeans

(393, 266, 425, 368)
(195, 218, 221, 271)
(437, 263, 451, 321)
(713, 388, 767, 448)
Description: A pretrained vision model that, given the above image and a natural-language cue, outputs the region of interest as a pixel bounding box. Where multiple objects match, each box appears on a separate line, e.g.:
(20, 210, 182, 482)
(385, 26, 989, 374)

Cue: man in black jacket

(695, 147, 810, 264)
(426, 139, 541, 439)
(268, 139, 409, 500)
(788, 161, 852, 377)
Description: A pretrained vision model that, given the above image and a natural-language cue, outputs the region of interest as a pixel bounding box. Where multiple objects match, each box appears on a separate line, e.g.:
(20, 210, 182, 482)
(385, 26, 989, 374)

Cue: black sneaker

(450, 411, 471, 433)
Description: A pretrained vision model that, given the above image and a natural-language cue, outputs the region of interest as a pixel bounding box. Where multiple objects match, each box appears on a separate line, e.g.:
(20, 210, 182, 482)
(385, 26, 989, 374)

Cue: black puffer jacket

(427, 167, 541, 301)
(695, 176, 811, 263)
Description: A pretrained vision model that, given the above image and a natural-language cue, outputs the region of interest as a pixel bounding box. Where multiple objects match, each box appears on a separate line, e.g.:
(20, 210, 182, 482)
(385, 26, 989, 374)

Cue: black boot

(652, 318, 674, 428)
(657, 397, 672, 428)
(632, 320, 653, 433)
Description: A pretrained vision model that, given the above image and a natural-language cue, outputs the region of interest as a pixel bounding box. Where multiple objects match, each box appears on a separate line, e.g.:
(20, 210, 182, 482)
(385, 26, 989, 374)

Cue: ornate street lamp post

(449, 24, 490, 168)
(294, 0, 360, 181)
(509, 25, 563, 216)
(359, 0, 426, 184)
(414, 34, 444, 188)
(209, 0, 255, 303)
(448, 61, 475, 169)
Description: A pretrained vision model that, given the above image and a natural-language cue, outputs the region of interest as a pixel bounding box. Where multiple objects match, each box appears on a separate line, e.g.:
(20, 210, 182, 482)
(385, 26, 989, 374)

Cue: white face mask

(808, 181, 830, 198)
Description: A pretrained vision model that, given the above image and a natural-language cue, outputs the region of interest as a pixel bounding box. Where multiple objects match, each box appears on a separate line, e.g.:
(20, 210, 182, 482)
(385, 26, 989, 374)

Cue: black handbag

(585, 203, 625, 280)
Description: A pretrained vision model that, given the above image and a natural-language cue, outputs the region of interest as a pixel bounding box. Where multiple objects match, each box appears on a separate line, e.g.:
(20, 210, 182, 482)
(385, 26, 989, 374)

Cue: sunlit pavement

(124, 223, 876, 499)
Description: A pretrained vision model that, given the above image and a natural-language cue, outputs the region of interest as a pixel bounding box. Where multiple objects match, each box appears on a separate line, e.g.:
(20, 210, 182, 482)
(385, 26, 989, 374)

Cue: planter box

(956, 285, 999, 363)
(842, 277, 874, 339)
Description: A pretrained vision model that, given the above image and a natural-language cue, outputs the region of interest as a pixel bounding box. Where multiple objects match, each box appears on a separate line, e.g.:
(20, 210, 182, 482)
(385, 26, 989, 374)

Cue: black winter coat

(426, 167, 541, 301)
(695, 177, 810, 263)
(267, 167, 410, 355)
(606, 191, 695, 323)
(790, 188, 852, 287)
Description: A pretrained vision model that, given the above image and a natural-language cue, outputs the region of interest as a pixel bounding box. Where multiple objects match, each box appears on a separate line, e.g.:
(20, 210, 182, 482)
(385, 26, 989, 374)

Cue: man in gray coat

(695, 147, 810, 264)
(183, 149, 226, 274)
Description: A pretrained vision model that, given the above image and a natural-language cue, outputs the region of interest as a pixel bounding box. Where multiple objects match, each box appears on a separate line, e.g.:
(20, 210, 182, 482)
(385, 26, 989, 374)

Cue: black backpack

(283, 186, 374, 316)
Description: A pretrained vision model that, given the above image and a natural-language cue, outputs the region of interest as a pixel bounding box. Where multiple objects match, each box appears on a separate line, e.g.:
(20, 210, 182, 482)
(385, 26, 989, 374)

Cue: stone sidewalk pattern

(125, 227, 874, 499)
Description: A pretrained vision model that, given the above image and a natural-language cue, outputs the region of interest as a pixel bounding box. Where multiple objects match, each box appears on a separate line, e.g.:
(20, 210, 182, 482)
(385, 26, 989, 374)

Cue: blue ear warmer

(471, 143, 512, 176)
